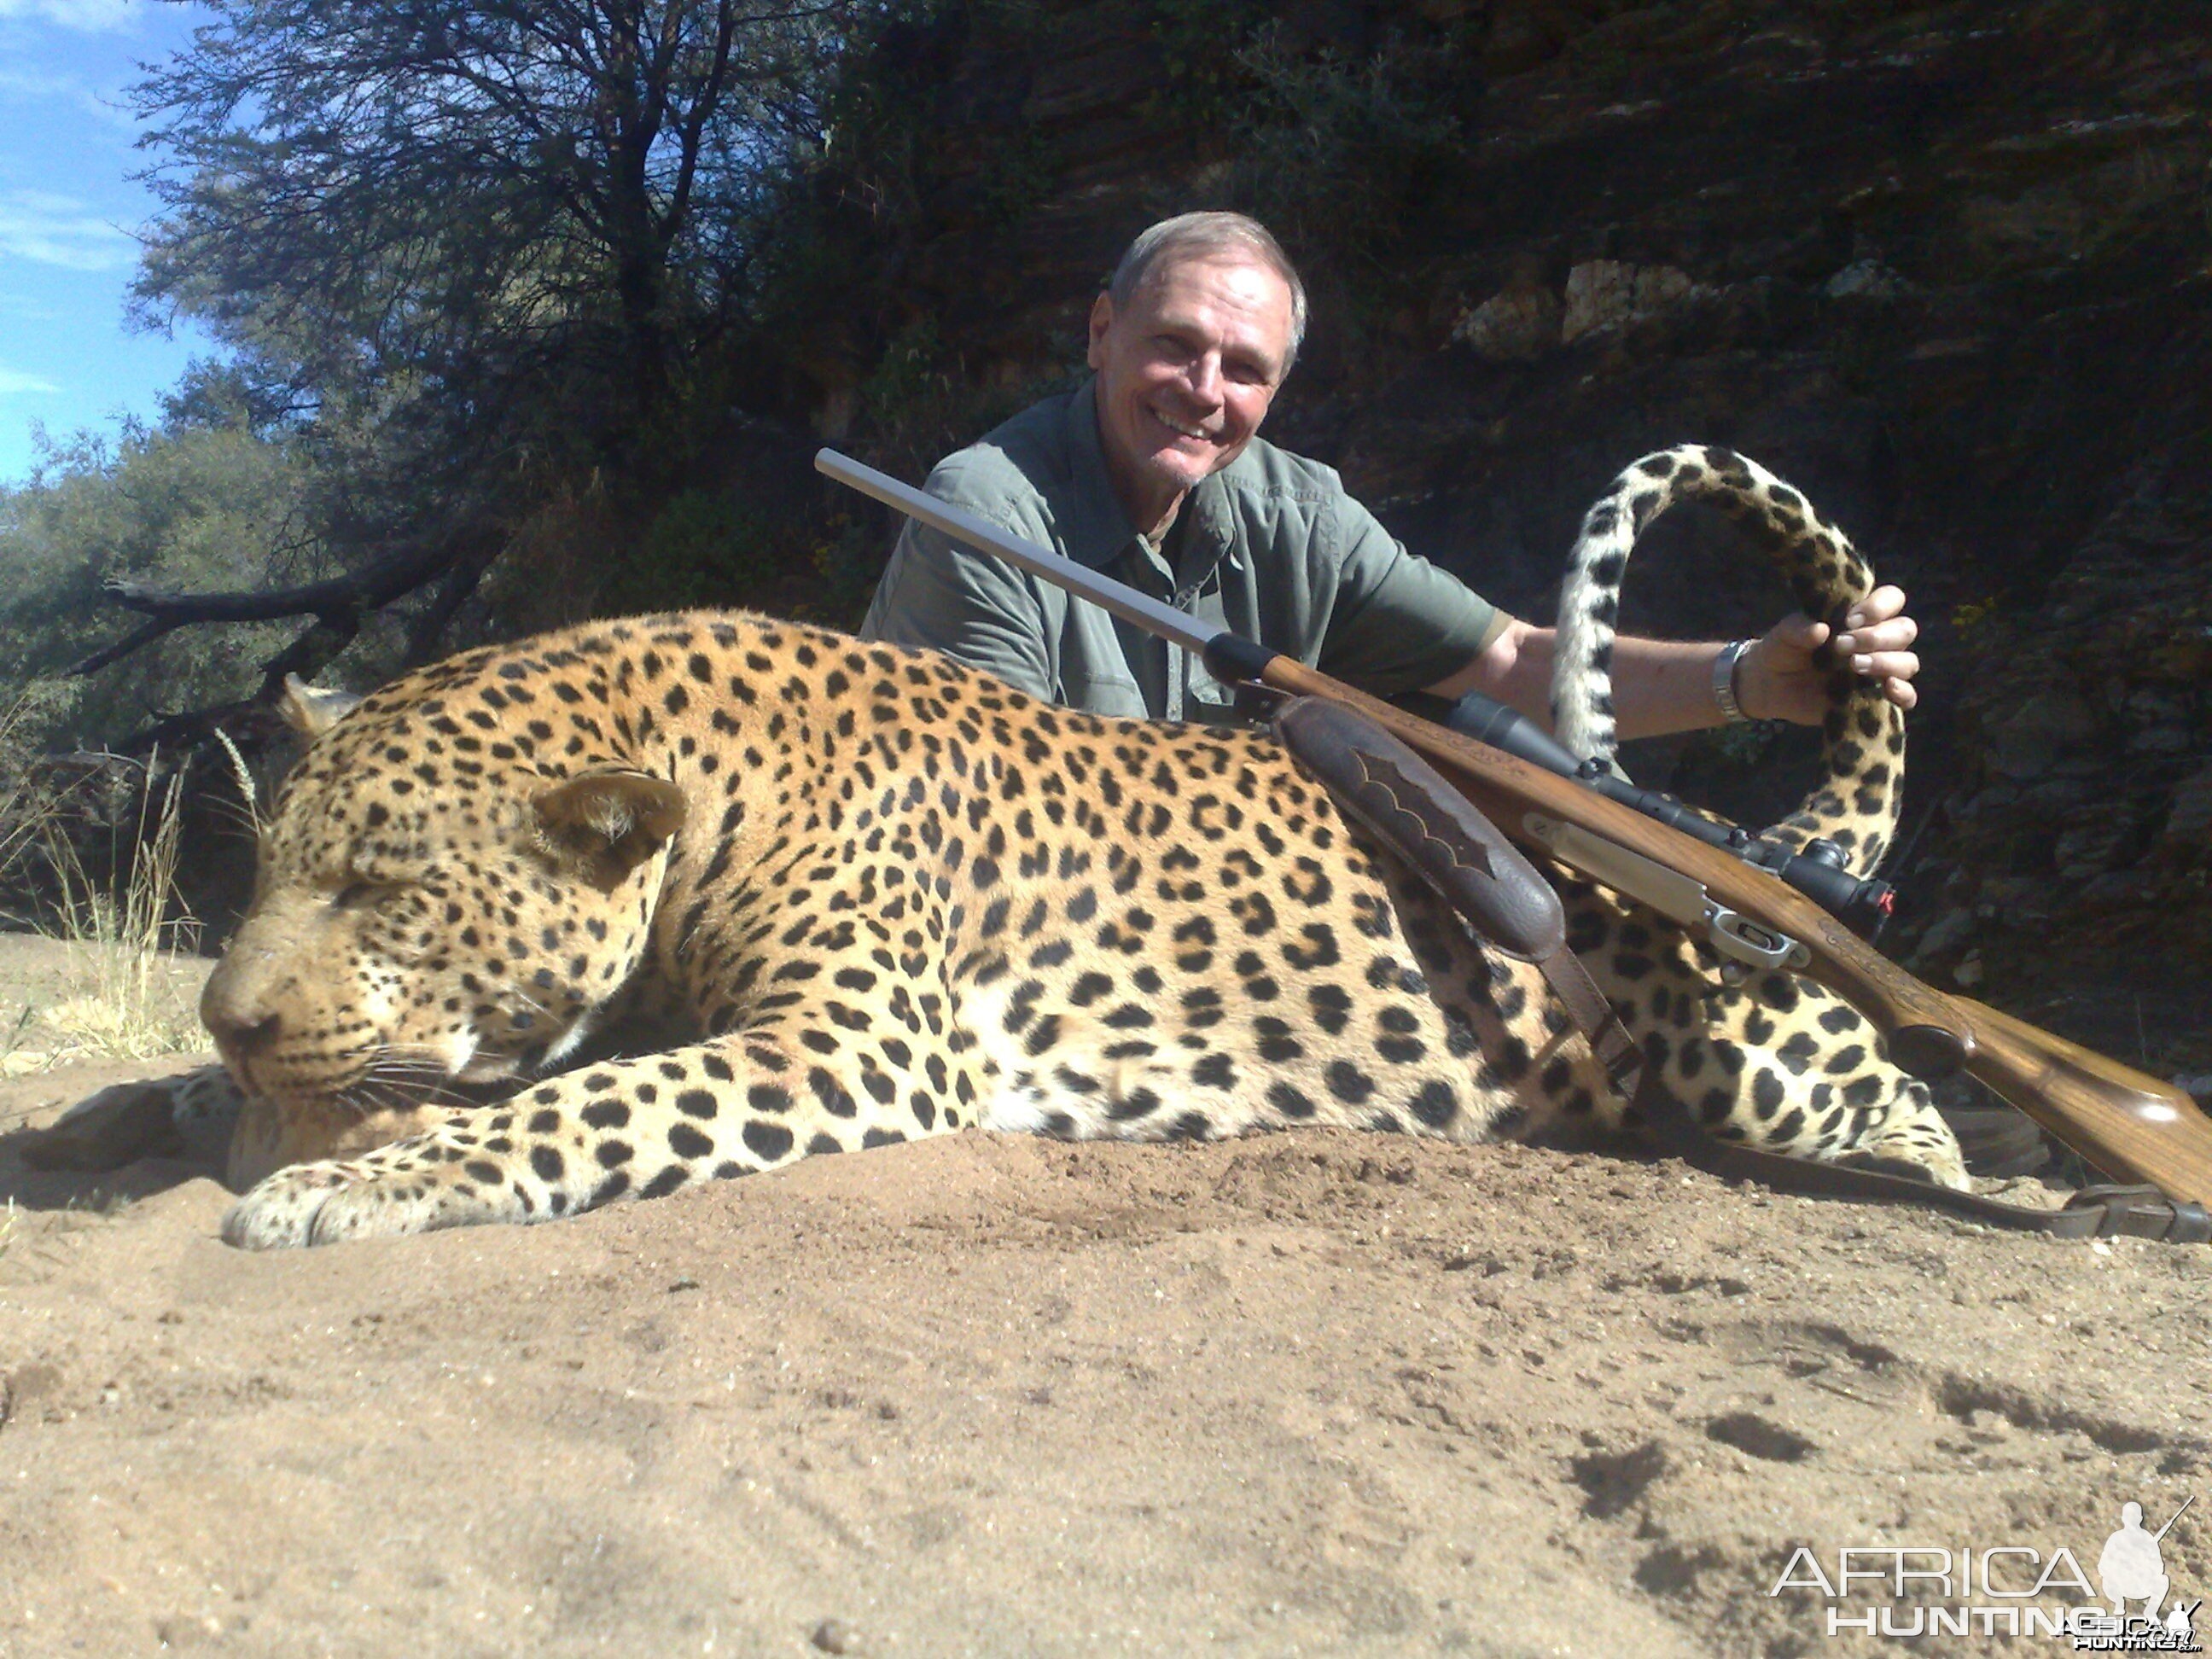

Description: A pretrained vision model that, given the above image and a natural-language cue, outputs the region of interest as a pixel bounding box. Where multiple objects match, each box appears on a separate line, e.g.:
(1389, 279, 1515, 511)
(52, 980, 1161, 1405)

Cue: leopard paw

(221, 1132, 533, 1249)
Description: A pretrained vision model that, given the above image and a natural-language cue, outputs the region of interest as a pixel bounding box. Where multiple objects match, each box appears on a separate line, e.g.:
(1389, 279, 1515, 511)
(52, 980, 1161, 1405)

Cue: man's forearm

(1425, 619, 1732, 742)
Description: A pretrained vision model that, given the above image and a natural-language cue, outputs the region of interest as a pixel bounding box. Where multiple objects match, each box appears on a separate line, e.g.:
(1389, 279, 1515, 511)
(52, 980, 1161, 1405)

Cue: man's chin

(1133, 449, 1223, 496)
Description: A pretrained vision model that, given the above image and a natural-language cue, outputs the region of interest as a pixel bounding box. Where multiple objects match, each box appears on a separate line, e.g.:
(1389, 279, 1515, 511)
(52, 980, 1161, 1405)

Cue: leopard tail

(1550, 445, 1905, 877)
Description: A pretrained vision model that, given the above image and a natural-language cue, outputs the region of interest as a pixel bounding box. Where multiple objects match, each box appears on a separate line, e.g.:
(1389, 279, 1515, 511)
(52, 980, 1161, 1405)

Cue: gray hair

(1106, 212, 1308, 374)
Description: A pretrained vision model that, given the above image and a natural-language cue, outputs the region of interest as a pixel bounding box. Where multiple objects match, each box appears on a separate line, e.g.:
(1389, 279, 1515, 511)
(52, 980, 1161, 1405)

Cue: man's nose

(1184, 352, 1224, 405)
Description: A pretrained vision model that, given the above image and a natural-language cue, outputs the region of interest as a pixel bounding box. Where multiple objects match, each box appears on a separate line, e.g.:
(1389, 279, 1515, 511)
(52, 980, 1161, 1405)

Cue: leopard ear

(533, 768, 687, 888)
(276, 673, 362, 739)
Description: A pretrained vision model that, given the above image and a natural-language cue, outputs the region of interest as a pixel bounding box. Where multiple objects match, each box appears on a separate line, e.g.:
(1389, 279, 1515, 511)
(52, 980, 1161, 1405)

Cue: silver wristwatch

(1712, 638, 1756, 724)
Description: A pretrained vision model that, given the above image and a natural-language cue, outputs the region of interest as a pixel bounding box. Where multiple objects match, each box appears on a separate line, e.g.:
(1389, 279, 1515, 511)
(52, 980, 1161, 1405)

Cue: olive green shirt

(859, 380, 1505, 723)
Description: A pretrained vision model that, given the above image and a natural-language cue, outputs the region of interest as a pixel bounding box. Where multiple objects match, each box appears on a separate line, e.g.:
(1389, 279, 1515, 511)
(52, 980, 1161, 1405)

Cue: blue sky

(0, 0, 215, 486)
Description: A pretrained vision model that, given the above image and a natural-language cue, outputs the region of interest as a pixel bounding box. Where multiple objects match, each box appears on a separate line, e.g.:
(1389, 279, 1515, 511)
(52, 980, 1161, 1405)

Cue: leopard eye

(333, 880, 382, 910)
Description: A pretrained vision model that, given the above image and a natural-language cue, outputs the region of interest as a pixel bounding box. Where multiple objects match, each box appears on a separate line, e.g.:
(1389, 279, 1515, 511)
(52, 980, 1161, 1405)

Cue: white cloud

(0, 0, 143, 32)
(0, 188, 134, 270)
(0, 368, 60, 395)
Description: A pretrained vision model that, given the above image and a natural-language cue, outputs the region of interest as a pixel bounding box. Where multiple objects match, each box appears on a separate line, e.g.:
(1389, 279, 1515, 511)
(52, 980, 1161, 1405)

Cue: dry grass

(36, 761, 205, 1062)
(0, 691, 210, 1069)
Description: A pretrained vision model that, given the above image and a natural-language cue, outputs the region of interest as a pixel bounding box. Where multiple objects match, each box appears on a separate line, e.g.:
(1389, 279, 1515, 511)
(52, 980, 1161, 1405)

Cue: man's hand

(1738, 584, 1920, 724)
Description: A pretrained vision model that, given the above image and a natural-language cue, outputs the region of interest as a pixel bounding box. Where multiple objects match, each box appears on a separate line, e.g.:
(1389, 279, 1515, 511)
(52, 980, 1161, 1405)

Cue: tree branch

(405, 539, 501, 666)
(68, 529, 490, 679)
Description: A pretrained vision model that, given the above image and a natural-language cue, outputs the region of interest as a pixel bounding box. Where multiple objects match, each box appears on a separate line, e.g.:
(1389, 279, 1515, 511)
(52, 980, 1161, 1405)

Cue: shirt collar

(1062, 377, 1140, 568)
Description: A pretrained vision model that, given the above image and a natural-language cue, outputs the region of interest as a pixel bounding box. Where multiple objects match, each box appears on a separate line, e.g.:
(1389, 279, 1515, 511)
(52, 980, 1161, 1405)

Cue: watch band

(1712, 638, 1756, 724)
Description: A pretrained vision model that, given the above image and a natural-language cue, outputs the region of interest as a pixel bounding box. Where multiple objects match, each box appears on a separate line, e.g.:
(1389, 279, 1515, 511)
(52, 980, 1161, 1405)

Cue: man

(861, 212, 1919, 736)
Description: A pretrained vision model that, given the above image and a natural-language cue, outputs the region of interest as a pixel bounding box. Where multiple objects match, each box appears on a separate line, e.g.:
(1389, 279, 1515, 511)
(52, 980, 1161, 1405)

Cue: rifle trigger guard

(1706, 908, 1811, 972)
(1518, 813, 1811, 975)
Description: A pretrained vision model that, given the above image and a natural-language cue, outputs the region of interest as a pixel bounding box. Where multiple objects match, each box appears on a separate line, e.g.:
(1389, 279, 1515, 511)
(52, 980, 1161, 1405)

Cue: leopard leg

(1654, 970, 1969, 1190)
(1561, 884, 1968, 1189)
(219, 1016, 968, 1249)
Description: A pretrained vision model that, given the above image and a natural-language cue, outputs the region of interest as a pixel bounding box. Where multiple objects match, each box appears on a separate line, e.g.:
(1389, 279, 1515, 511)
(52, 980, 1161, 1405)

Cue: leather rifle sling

(1271, 696, 1642, 1091)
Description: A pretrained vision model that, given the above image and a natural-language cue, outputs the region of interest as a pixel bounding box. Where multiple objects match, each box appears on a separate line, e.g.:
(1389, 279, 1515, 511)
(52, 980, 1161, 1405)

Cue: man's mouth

(1149, 406, 1218, 443)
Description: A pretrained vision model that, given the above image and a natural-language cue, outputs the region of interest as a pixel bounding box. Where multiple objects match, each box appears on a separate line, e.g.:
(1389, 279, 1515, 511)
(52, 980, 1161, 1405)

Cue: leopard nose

(200, 962, 285, 1057)
(203, 1003, 282, 1057)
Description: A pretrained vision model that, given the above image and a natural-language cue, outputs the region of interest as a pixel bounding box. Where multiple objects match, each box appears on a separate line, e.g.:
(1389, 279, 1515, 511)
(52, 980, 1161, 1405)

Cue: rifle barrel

(2154, 1493, 2196, 1543)
(818, 449, 1218, 655)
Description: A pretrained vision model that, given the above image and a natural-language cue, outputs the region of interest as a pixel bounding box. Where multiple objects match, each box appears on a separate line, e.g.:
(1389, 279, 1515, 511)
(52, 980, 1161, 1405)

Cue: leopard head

(201, 677, 686, 1116)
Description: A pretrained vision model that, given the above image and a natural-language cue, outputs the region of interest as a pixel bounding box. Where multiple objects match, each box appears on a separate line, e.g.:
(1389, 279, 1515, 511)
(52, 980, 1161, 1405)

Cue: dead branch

(405, 540, 501, 667)
(67, 533, 474, 678)
(75, 526, 508, 754)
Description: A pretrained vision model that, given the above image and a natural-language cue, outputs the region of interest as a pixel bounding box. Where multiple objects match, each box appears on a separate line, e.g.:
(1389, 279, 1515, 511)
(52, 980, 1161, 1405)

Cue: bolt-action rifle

(817, 449, 2212, 1220)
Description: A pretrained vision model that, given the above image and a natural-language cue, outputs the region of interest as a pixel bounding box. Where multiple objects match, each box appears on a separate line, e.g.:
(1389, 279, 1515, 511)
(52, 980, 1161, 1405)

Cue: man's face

(1086, 251, 1295, 531)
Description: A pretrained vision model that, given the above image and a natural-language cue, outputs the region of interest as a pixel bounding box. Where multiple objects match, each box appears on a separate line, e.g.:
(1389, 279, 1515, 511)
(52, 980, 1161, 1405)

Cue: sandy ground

(0, 938, 2206, 1658)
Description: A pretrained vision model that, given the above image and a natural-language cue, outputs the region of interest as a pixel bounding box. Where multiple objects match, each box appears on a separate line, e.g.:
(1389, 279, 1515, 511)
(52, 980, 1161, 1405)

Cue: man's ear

(1086, 291, 1115, 370)
(533, 769, 687, 889)
(276, 673, 363, 740)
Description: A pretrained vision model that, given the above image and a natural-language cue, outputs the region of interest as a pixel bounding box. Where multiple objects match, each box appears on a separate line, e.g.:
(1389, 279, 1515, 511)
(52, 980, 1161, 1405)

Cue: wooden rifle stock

(1947, 995, 2212, 1207)
(1246, 653, 2212, 1206)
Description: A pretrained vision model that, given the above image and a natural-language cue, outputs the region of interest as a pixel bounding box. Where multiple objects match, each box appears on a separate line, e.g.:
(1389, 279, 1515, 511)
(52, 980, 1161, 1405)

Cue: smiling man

(860, 212, 1919, 735)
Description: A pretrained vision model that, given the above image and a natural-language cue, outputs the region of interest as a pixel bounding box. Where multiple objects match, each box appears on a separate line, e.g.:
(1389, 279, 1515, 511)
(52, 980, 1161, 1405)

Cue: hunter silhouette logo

(2102, 1501, 2180, 1619)
(1767, 1493, 2199, 1646)
(2089, 1498, 2199, 1649)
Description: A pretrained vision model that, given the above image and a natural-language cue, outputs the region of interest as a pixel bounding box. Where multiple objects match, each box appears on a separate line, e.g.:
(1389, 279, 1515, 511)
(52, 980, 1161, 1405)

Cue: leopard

(46, 444, 1961, 1248)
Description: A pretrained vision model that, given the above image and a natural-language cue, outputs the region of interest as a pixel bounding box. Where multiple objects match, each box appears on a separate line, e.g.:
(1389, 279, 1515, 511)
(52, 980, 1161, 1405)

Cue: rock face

(790, 0, 2209, 1072)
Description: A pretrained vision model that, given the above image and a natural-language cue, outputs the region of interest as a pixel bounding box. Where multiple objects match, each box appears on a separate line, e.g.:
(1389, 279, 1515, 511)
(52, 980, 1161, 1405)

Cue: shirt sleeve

(1313, 492, 1510, 693)
(858, 516, 1057, 702)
